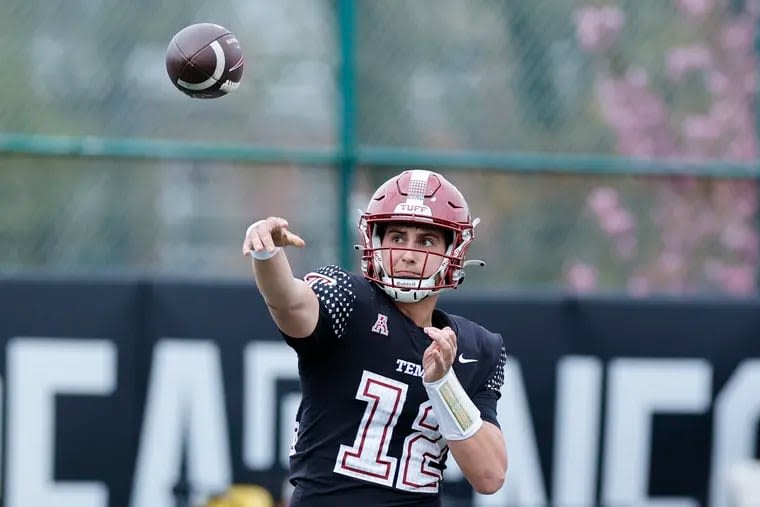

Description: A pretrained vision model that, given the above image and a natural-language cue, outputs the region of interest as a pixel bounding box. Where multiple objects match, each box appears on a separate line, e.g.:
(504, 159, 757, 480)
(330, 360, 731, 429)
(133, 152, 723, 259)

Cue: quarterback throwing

(242, 170, 508, 507)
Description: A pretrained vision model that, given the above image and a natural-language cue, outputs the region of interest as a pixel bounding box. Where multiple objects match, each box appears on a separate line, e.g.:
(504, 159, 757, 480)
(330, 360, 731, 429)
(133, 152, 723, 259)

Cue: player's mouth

(392, 271, 420, 278)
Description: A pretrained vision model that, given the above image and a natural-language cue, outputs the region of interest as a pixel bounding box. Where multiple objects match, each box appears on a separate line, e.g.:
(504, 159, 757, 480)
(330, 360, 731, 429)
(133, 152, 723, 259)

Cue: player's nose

(398, 247, 418, 262)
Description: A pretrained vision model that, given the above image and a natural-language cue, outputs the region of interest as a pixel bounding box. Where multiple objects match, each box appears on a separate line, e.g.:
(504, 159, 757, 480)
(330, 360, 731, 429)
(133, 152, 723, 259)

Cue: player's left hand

(422, 326, 457, 383)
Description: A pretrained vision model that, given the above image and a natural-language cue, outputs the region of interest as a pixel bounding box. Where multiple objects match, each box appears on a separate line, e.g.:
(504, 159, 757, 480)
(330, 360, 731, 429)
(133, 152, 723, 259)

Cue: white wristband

(250, 247, 281, 261)
(423, 368, 482, 441)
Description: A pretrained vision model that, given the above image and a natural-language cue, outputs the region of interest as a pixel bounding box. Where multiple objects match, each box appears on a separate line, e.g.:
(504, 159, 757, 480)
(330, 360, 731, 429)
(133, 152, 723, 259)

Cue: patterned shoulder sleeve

(470, 331, 507, 428)
(302, 265, 359, 341)
(484, 339, 507, 393)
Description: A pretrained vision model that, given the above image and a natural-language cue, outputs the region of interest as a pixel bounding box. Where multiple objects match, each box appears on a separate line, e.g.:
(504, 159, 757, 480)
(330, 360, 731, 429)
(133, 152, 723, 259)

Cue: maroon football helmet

(358, 170, 484, 302)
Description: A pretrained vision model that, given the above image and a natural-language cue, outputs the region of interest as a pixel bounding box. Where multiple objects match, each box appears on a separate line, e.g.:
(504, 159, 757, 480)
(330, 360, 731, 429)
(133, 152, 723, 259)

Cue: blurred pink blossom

(627, 275, 650, 296)
(597, 68, 678, 157)
(748, 0, 760, 16)
(682, 114, 721, 142)
(565, 261, 599, 293)
(710, 99, 736, 125)
(587, 186, 636, 242)
(666, 45, 712, 81)
(600, 208, 635, 236)
(742, 71, 757, 94)
(587, 187, 619, 216)
(719, 263, 756, 294)
(720, 223, 758, 256)
(707, 71, 730, 95)
(704, 259, 755, 294)
(675, 0, 714, 18)
(726, 135, 759, 159)
(573, 6, 625, 53)
(720, 19, 755, 52)
(577, 1, 759, 295)
(712, 182, 758, 217)
(657, 251, 684, 276)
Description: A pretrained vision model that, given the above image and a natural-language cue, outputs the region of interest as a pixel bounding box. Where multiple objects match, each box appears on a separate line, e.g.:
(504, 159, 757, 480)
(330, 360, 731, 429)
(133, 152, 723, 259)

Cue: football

(165, 23, 244, 99)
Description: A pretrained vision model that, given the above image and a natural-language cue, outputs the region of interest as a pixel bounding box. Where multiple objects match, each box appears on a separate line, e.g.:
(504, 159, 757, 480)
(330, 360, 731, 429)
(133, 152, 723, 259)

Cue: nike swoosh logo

(458, 353, 478, 364)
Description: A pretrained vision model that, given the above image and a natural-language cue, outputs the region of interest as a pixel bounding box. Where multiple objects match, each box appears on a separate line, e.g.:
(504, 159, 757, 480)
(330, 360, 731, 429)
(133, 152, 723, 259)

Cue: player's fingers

(244, 219, 272, 254)
(243, 225, 260, 255)
(442, 328, 457, 357)
(442, 326, 457, 348)
(283, 230, 306, 248)
(259, 231, 278, 253)
(428, 350, 448, 382)
(424, 327, 445, 347)
(435, 352, 448, 374)
(265, 219, 290, 251)
(423, 341, 439, 364)
(266, 217, 289, 232)
(441, 334, 456, 363)
(249, 231, 266, 253)
(424, 328, 453, 361)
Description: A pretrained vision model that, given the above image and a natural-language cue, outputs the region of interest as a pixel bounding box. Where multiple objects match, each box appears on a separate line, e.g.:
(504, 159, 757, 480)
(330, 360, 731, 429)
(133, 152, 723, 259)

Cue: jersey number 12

(333, 370, 446, 493)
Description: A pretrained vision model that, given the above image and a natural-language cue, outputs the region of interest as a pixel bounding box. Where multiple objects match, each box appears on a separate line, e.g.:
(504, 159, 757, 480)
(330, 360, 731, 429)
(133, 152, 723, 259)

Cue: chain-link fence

(1, 0, 759, 295)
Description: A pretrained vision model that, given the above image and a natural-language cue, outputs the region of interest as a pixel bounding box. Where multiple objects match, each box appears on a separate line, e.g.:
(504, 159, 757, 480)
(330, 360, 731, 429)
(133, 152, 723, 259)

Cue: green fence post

(755, 8, 760, 292)
(748, 0, 760, 293)
(338, 0, 357, 269)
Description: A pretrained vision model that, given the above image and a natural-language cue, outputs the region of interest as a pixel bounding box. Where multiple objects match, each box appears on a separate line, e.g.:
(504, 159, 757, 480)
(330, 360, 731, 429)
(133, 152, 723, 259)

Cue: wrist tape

(423, 368, 482, 441)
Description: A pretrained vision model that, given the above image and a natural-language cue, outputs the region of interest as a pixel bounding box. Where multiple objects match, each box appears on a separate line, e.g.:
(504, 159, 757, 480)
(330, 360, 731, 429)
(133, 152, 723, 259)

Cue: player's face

(380, 224, 448, 279)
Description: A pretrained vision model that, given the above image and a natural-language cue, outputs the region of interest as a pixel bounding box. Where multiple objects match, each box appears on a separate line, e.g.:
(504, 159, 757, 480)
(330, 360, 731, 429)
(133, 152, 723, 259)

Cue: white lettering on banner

(473, 357, 736, 507)
(475, 360, 547, 507)
(552, 357, 603, 507)
(2, 336, 759, 507)
(130, 340, 231, 507)
(6, 338, 116, 507)
(601, 359, 712, 507)
(710, 360, 760, 507)
(244, 342, 299, 469)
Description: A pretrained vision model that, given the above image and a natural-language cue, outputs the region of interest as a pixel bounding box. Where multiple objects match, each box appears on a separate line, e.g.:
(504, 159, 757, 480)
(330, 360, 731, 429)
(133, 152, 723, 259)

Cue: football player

(242, 170, 507, 507)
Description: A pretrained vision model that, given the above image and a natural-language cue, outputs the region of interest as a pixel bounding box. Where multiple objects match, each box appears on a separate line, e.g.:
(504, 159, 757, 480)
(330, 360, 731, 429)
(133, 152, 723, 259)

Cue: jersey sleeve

(281, 265, 359, 352)
(471, 335, 507, 428)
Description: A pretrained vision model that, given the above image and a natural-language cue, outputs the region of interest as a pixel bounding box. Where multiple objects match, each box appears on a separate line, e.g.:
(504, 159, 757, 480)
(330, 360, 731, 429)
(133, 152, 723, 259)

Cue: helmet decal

(393, 170, 433, 216)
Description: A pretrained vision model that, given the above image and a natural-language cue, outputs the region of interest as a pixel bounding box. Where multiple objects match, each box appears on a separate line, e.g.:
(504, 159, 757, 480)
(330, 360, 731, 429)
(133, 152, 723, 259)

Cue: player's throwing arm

(242, 217, 318, 339)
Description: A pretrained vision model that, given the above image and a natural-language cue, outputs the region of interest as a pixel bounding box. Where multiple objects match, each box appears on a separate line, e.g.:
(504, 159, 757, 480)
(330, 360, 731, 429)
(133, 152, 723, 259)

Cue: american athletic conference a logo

(371, 313, 389, 336)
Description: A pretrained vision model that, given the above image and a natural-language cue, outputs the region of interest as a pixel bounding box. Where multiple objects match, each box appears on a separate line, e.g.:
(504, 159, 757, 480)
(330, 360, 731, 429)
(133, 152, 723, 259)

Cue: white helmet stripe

(406, 170, 431, 205)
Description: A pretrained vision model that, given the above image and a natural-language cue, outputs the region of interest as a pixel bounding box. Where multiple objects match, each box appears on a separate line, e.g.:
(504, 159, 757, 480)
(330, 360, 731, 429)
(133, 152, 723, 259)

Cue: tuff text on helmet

(393, 202, 432, 215)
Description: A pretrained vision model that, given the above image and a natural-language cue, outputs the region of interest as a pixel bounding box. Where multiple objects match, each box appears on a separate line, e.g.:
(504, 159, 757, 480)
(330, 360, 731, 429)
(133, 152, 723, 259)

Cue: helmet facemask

(358, 216, 479, 303)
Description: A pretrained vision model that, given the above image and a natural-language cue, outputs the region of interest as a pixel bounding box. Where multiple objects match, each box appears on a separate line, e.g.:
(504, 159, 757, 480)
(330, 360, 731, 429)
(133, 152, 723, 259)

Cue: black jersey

(281, 266, 507, 507)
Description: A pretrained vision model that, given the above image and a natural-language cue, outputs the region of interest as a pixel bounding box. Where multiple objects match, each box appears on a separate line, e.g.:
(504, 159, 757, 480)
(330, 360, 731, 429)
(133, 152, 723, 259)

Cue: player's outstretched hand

(422, 326, 457, 383)
(242, 217, 306, 256)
